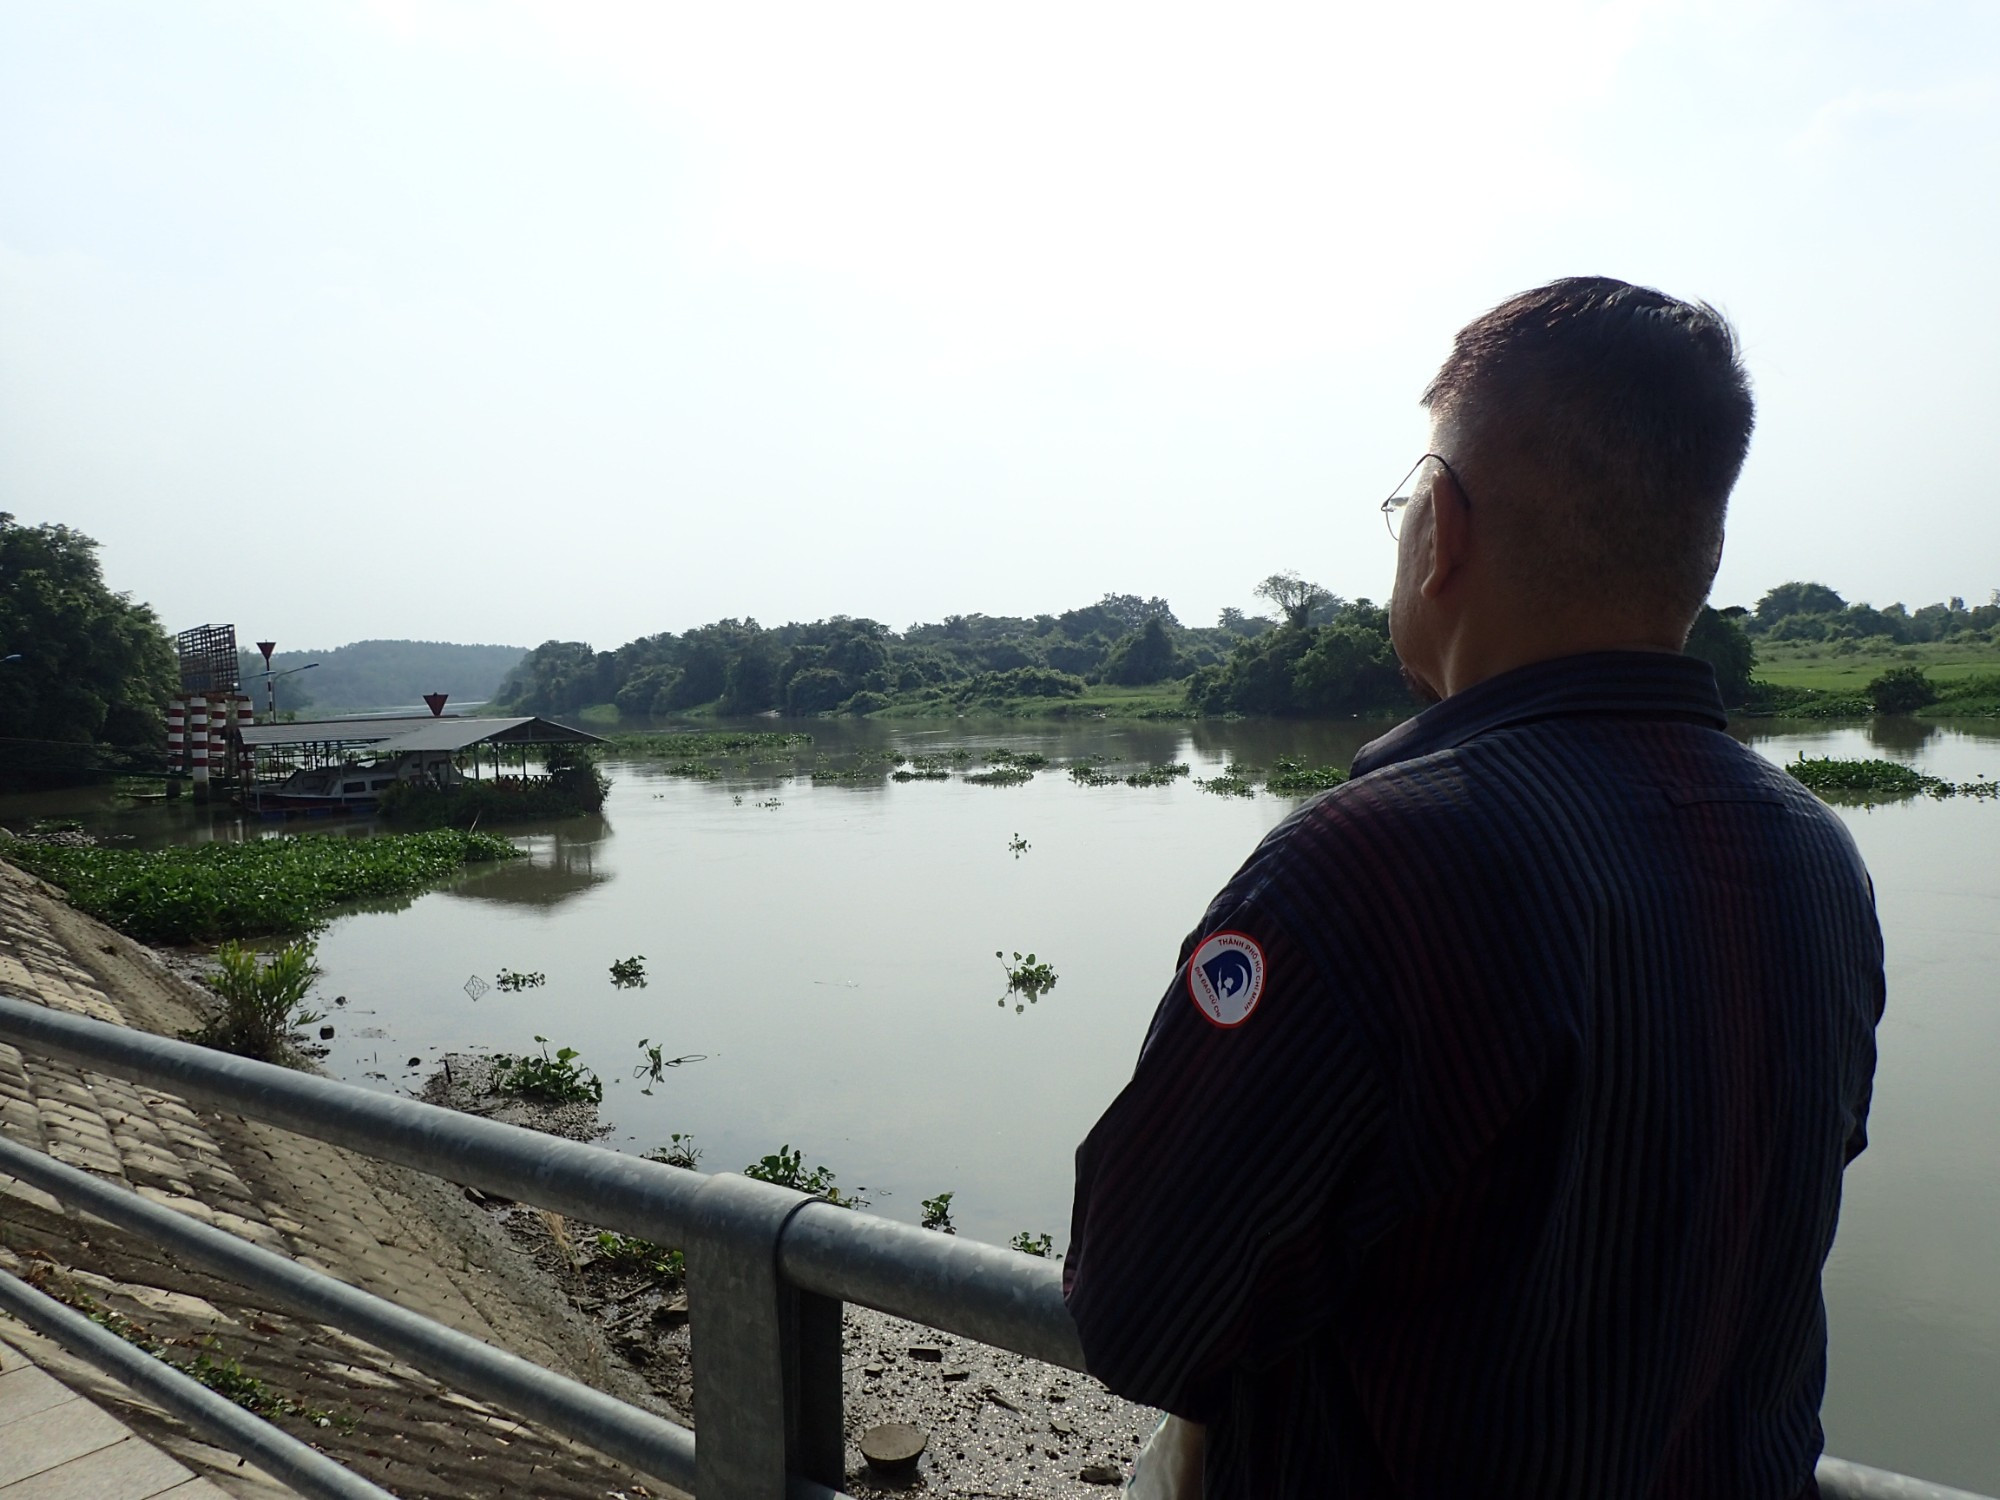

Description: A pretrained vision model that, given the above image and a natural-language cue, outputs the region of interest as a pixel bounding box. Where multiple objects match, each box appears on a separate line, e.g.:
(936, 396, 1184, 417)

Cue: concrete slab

(0, 1435, 192, 1500)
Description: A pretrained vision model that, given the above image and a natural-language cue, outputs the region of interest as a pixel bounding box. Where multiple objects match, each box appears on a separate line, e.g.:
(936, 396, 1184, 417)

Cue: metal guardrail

(0, 992, 1991, 1500)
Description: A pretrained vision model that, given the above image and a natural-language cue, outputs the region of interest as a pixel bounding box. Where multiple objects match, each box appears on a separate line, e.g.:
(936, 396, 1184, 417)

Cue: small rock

(333, 995, 347, 1006)
(1051, 1418, 1075, 1437)
(908, 1345, 944, 1362)
(860, 1421, 927, 1474)
(941, 1366, 970, 1382)
(863, 1364, 885, 1377)
(406, 1056, 421, 1068)
(319, 1025, 335, 1039)
(1079, 1462, 1124, 1486)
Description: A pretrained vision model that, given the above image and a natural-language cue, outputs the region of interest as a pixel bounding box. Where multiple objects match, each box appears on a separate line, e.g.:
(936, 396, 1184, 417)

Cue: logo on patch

(1187, 930, 1266, 1028)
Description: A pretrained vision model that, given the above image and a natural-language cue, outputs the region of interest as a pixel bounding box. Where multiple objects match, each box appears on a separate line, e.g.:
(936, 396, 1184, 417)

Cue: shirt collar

(1351, 651, 1728, 778)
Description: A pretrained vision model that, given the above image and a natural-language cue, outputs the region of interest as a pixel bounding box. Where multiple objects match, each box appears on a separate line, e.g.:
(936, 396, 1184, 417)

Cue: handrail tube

(0, 1265, 398, 1500)
(2, 994, 1995, 1500)
(780, 1199, 1085, 1370)
(0, 1131, 699, 1492)
(0, 994, 1072, 1359)
(1817, 1458, 1998, 1500)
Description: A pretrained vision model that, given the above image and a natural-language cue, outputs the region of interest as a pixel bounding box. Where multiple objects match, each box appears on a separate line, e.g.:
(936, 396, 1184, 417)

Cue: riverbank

(0, 854, 1155, 1496)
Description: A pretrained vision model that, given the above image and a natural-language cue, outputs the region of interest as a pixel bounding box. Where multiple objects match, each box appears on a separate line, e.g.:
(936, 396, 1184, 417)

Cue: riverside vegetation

(0, 829, 519, 943)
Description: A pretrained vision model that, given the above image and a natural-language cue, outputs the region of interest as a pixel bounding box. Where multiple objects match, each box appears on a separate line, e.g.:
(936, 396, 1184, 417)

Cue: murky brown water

(5, 714, 1996, 1489)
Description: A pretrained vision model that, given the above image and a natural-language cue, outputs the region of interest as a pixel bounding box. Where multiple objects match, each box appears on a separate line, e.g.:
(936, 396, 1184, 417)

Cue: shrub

(189, 940, 323, 1062)
(1867, 665, 1939, 715)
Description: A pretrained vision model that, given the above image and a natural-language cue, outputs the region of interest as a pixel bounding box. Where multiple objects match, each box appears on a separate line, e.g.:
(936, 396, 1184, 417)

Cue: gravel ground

(421, 1056, 1160, 1496)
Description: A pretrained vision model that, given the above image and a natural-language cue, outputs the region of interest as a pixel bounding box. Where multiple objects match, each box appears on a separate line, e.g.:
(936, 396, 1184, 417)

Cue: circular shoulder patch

(1187, 930, 1267, 1028)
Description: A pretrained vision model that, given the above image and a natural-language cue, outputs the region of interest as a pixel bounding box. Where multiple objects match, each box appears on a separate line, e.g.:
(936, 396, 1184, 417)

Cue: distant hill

(236, 640, 527, 716)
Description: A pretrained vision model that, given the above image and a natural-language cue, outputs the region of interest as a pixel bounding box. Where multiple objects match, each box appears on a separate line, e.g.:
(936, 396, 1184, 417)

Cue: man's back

(1064, 653, 1885, 1498)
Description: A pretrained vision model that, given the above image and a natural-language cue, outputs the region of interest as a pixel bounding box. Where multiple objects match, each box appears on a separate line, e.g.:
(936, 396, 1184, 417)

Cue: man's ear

(1419, 464, 1472, 599)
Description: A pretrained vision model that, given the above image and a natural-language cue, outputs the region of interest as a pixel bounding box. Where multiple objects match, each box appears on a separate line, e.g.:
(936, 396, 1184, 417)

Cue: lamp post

(245, 662, 318, 723)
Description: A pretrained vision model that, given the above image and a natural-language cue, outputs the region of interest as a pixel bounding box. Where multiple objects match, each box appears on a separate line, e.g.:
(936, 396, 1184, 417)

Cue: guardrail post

(685, 1173, 845, 1498)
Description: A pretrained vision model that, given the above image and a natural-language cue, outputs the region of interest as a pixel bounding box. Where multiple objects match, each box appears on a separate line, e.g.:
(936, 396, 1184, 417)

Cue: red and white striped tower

(209, 695, 228, 782)
(189, 696, 210, 801)
(166, 698, 186, 773)
(236, 696, 255, 781)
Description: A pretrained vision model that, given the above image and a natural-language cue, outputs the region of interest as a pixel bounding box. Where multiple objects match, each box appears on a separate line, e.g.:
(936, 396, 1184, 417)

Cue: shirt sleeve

(1061, 861, 1391, 1420)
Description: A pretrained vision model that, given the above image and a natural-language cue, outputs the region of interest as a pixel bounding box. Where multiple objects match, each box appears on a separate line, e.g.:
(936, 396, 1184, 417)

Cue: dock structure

(235, 712, 605, 813)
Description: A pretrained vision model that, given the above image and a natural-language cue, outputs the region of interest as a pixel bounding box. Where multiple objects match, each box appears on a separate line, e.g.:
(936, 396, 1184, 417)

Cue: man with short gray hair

(1065, 277, 1884, 1499)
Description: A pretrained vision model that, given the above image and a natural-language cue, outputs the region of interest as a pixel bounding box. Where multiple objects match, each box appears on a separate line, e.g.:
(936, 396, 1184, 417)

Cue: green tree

(1253, 573, 1336, 630)
(1682, 606, 1757, 707)
(1752, 581, 1846, 631)
(1101, 617, 1182, 685)
(1867, 665, 1938, 715)
(0, 513, 176, 778)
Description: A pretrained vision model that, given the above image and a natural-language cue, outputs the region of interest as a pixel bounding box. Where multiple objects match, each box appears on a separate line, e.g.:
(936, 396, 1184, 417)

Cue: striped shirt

(1064, 651, 1884, 1499)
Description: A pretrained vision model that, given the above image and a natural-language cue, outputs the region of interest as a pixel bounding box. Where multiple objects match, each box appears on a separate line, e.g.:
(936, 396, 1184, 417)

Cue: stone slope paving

(0, 858, 679, 1500)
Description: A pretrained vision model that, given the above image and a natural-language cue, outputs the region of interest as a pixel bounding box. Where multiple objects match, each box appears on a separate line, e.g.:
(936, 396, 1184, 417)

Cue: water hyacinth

(4, 829, 520, 944)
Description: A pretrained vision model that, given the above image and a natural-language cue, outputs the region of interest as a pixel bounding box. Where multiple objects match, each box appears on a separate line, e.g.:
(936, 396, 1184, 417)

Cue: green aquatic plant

(964, 765, 1034, 786)
(984, 749, 1050, 769)
(492, 1036, 603, 1105)
(1008, 833, 1031, 857)
(189, 940, 323, 1062)
(921, 1191, 958, 1234)
(494, 969, 546, 992)
(1067, 759, 1120, 787)
(615, 731, 813, 757)
(1264, 757, 1348, 796)
(743, 1144, 868, 1208)
(592, 1232, 685, 1282)
(633, 1038, 705, 1094)
(1010, 1231, 1055, 1258)
(1783, 754, 2000, 803)
(1123, 762, 1191, 788)
(646, 1133, 704, 1171)
(609, 955, 649, 988)
(1196, 764, 1258, 797)
(0, 829, 519, 944)
(997, 950, 1058, 997)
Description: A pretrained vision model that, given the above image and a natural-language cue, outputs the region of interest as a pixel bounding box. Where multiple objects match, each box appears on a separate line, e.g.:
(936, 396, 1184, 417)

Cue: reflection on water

(446, 821, 612, 908)
(7, 712, 2000, 1489)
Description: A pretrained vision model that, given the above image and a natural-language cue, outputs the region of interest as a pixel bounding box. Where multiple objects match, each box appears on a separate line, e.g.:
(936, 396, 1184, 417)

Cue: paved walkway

(0, 1332, 238, 1499)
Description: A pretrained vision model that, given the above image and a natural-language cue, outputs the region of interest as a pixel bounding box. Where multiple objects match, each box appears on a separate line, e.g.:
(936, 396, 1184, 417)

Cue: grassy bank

(2, 829, 520, 944)
(1751, 638, 2000, 703)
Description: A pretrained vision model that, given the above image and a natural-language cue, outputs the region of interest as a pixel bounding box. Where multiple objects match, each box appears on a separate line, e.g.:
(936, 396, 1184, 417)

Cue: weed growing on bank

(492, 1037, 604, 1105)
(189, 940, 323, 1062)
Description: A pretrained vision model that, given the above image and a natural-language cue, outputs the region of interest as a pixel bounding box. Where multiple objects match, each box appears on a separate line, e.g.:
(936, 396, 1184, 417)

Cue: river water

(4, 715, 1996, 1490)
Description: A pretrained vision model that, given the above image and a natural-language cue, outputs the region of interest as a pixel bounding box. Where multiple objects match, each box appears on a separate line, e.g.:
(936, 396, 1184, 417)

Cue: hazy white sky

(2, 1, 1995, 650)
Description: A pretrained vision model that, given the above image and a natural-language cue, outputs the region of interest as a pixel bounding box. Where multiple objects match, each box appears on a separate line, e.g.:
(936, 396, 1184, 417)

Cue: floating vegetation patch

(1264, 757, 1349, 796)
(964, 765, 1034, 786)
(921, 1192, 957, 1234)
(495, 969, 546, 992)
(1196, 764, 1258, 797)
(657, 760, 724, 780)
(1785, 755, 1999, 803)
(1067, 759, 1120, 787)
(998, 950, 1058, 997)
(609, 954, 649, 988)
(1008, 833, 1031, 857)
(2, 830, 520, 944)
(1124, 762, 1191, 788)
(984, 749, 1050, 769)
(492, 1036, 604, 1104)
(1010, 1231, 1055, 1258)
(616, 731, 813, 758)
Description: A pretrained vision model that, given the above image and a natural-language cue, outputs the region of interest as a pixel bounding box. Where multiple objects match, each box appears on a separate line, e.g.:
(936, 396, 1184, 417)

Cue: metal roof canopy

(239, 715, 603, 752)
(364, 718, 605, 755)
